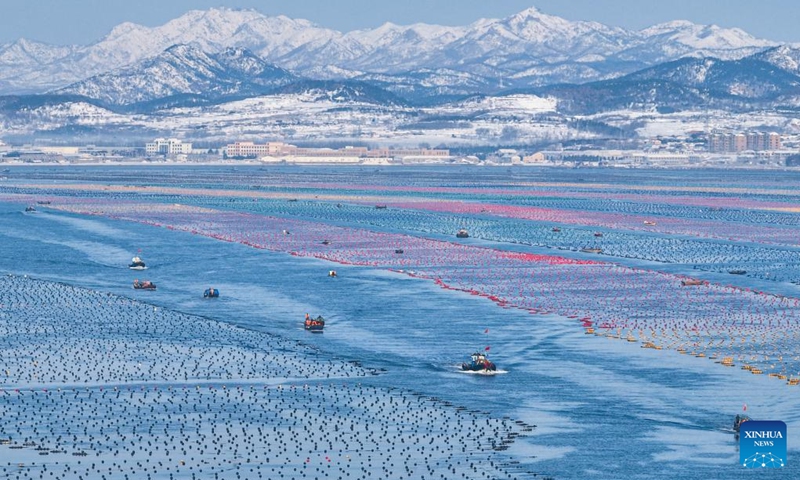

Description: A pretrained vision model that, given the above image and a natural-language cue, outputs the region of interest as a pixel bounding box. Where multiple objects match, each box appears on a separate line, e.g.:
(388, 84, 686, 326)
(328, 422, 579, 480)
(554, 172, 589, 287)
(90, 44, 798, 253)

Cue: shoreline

(1, 160, 797, 170)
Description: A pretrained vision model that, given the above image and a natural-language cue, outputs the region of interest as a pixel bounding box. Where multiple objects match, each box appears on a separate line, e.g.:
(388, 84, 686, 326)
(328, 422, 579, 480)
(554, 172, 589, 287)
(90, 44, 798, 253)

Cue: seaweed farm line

(1, 165, 800, 480)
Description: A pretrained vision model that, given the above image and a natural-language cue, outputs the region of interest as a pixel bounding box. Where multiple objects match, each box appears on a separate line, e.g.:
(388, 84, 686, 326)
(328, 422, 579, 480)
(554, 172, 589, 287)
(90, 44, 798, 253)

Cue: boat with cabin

(304, 314, 325, 332)
(203, 288, 219, 298)
(461, 351, 497, 372)
(133, 279, 156, 290)
(128, 256, 147, 270)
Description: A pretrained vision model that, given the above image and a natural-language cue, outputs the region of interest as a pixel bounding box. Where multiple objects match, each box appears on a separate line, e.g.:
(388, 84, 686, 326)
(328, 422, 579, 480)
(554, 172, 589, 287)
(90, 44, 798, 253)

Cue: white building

(146, 138, 192, 156)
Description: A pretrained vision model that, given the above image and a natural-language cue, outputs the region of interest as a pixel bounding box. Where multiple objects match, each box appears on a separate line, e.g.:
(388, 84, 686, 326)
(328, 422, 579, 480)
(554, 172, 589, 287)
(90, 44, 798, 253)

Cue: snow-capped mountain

(0, 6, 785, 95)
(532, 53, 800, 115)
(55, 45, 296, 106)
(607, 21, 773, 72)
(751, 45, 800, 75)
(623, 56, 800, 99)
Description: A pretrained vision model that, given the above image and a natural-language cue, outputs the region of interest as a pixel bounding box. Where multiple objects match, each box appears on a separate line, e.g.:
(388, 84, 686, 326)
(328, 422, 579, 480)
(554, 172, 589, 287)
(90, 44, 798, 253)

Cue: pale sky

(1, 0, 798, 45)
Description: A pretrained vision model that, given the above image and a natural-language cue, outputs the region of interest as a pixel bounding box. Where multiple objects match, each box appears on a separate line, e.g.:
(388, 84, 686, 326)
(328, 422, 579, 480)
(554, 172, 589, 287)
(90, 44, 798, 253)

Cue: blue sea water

(1, 165, 799, 479)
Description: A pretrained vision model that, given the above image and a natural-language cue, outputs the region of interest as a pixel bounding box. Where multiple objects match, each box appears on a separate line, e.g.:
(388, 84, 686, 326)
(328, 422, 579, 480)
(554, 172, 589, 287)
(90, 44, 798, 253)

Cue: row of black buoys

(0, 274, 539, 479)
(0, 275, 367, 385)
(2, 384, 535, 479)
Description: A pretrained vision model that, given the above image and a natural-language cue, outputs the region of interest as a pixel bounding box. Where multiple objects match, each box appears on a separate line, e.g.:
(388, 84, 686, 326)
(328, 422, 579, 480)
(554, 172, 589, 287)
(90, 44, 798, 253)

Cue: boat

(681, 279, 705, 286)
(593, 232, 604, 237)
(321, 239, 331, 245)
(456, 229, 470, 238)
(728, 270, 747, 275)
(552, 227, 561, 232)
(733, 414, 750, 436)
(203, 288, 219, 298)
(461, 351, 497, 372)
(24, 206, 35, 212)
(36, 201, 51, 205)
(375, 205, 388, 209)
(304, 314, 325, 333)
(395, 248, 404, 254)
(580, 248, 603, 254)
(328, 270, 337, 277)
(282, 229, 291, 235)
(643, 221, 657, 226)
(128, 256, 147, 270)
(133, 279, 156, 290)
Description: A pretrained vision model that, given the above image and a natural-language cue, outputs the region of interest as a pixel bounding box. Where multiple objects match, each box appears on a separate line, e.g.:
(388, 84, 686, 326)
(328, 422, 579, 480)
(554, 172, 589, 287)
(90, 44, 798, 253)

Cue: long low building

(226, 141, 449, 159)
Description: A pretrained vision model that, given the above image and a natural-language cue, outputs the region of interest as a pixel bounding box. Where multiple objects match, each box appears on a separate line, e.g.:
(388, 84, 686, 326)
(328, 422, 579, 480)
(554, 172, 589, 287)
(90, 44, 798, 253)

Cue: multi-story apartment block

(145, 138, 192, 155)
(708, 132, 781, 153)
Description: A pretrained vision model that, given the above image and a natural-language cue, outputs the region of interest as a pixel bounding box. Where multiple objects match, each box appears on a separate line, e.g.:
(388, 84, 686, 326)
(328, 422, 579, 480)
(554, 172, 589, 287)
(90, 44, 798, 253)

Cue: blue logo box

(740, 420, 787, 468)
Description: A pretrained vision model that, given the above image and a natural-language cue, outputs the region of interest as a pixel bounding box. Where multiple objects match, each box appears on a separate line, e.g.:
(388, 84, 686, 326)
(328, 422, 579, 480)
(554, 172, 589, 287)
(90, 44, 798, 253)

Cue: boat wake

(454, 365, 508, 375)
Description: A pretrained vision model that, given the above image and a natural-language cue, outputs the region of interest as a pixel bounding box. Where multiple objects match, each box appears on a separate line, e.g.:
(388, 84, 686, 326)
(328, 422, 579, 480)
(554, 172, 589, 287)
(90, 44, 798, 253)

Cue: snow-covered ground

(588, 108, 793, 137)
(0, 92, 576, 147)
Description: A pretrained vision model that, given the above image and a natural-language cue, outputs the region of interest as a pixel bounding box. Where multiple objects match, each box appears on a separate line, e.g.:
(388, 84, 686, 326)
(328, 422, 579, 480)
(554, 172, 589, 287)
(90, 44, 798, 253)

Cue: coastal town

(1, 130, 799, 168)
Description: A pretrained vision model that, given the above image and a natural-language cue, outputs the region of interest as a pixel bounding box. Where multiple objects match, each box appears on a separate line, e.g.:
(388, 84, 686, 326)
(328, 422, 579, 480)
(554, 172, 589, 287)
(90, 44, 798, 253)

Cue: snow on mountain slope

(55, 44, 296, 106)
(752, 45, 800, 75)
(0, 38, 76, 66)
(0, 6, 785, 95)
(640, 20, 774, 51)
(441, 93, 557, 116)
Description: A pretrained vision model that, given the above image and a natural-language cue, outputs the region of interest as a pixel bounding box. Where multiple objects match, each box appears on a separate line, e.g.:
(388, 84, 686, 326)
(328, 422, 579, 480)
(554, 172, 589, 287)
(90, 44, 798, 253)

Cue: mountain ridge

(0, 6, 786, 95)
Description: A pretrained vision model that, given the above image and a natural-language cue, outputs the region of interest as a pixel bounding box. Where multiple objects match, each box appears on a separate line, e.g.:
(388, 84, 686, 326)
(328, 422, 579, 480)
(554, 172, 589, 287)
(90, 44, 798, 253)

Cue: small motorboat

(128, 256, 147, 270)
(733, 414, 750, 436)
(375, 205, 387, 209)
(36, 201, 51, 205)
(133, 279, 156, 290)
(203, 288, 219, 298)
(395, 248, 404, 254)
(728, 270, 747, 275)
(456, 229, 470, 238)
(681, 279, 705, 286)
(304, 314, 325, 333)
(462, 351, 497, 372)
(24, 206, 36, 212)
(282, 229, 291, 235)
(321, 240, 331, 245)
(593, 232, 604, 237)
(552, 227, 561, 232)
(643, 220, 657, 226)
(328, 270, 337, 277)
(580, 248, 603, 254)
